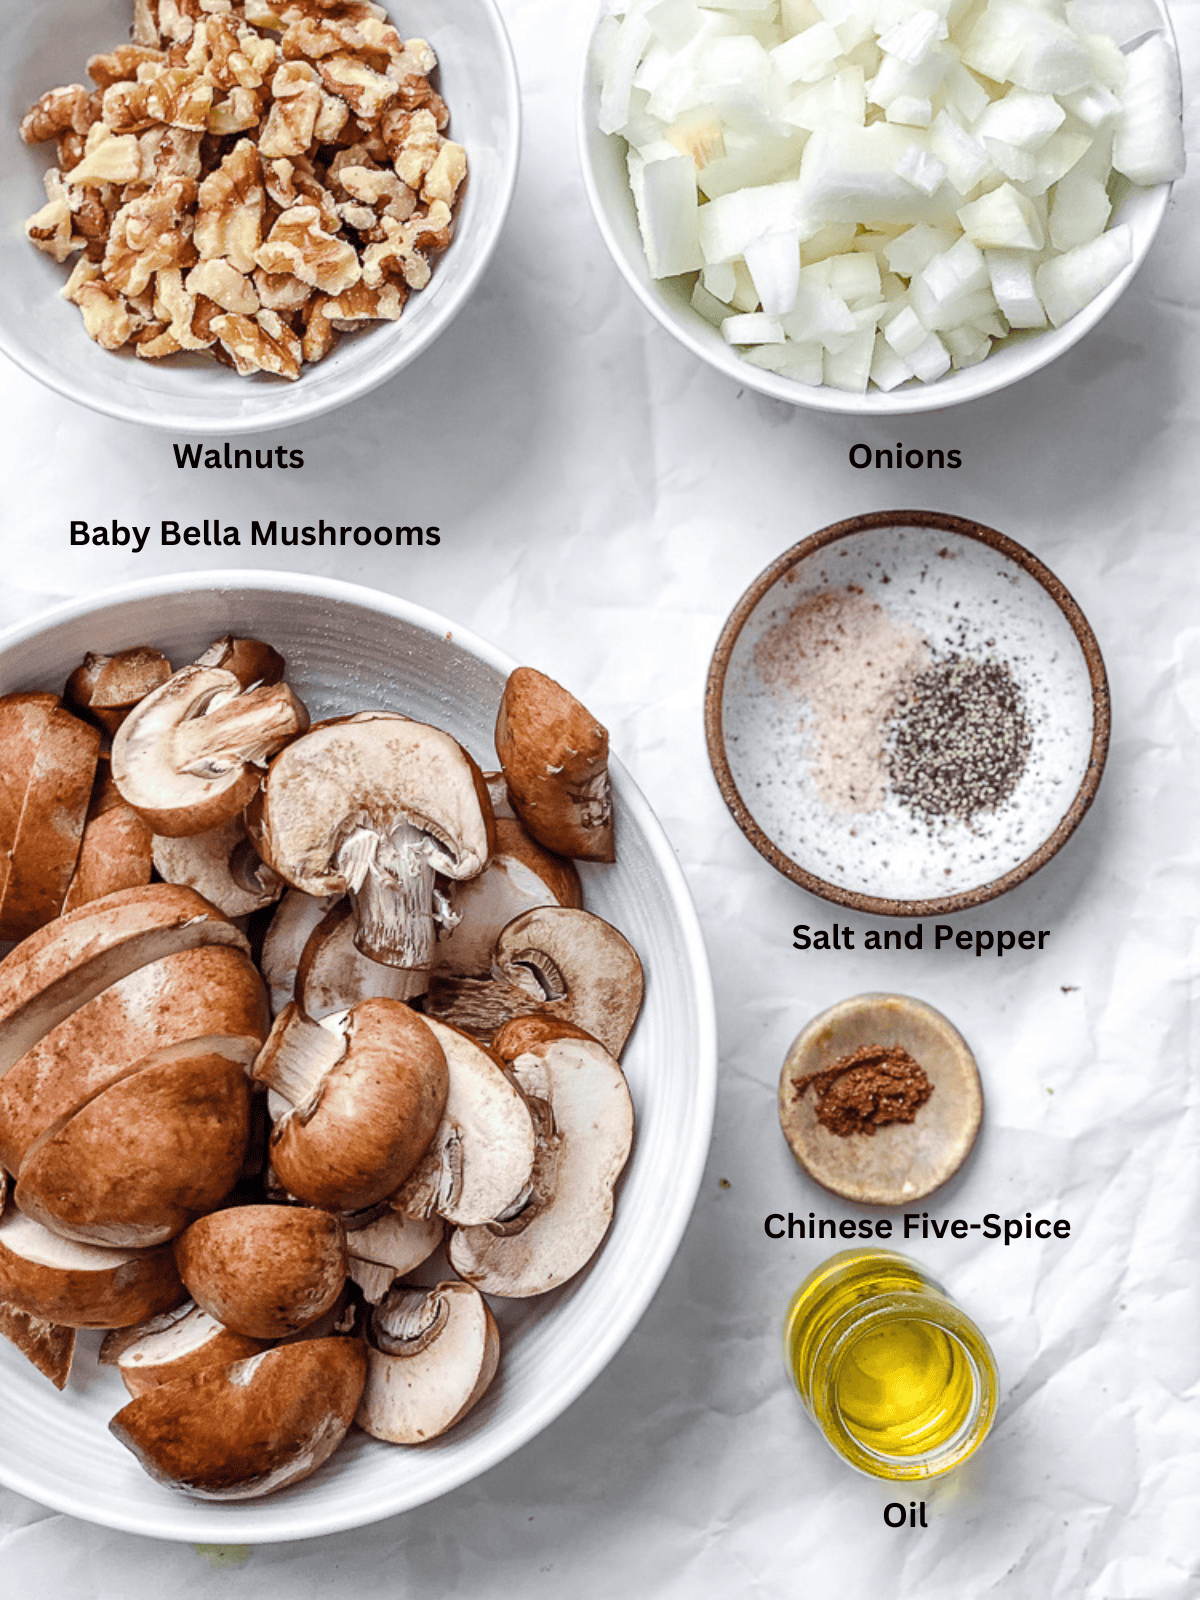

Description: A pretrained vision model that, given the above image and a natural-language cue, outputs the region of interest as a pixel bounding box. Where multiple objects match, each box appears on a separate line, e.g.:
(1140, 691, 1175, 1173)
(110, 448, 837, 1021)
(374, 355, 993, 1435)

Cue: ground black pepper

(885, 653, 1031, 824)
(793, 1044, 934, 1138)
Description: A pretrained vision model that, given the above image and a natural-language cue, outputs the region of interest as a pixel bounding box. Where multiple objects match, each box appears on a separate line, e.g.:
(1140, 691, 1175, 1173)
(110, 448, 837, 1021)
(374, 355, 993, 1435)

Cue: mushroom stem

(340, 821, 443, 968)
(372, 1286, 449, 1356)
(173, 684, 306, 778)
(253, 1007, 347, 1115)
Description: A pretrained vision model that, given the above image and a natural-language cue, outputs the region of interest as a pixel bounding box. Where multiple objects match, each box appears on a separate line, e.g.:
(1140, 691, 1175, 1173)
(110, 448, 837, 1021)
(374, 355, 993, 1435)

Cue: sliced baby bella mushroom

(15, 1050, 251, 1247)
(0, 1299, 76, 1388)
(261, 887, 336, 1015)
(110, 1336, 367, 1500)
(297, 899, 428, 1017)
(435, 817, 583, 977)
(0, 1209, 184, 1328)
(174, 1203, 346, 1339)
(0, 884, 249, 1077)
(345, 1208, 443, 1304)
(0, 942, 268, 1176)
(393, 1017, 535, 1228)
(253, 998, 448, 1211)
(112, 662, 309, 836)
(449, 1016, 634, 1298)
(61, 767, 154, 912)
(495, 667, 614, 862)
(356, 1280, 499, 1444)
(481, 771, 515, 820)
(64, 646, 172, 735)
(253, 713, 494, 968)
(152, 812, 285, 918)
(0, 695, 100, 941)
(427, 906, 644, 1059)
(193, 634, 285, 690)
(100, 1301, 268, 1398)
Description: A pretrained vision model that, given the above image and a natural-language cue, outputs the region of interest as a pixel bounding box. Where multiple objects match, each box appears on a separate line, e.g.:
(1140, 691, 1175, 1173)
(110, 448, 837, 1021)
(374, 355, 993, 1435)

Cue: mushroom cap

(435, 818, 583, 976)
(109, 1336, 367, 1500)
(393, 1017, 536, 1227)
(0, 1210, 184, 1328)
(100, 1302, 268, 1398)
(0, 696, 100, 941)
(0, 884, 248, 1077)
(256, 998, 449, 1212)
(495, 668, 614, 862)
(112, 664, 309, 836)
(61, 775, 154, 913)
(65, 647, 172, 736)
(261, 888, 336, 1016)
(427, 906, 645, 1059)
(296, 900, 427, 1018)
(254, 714, 494, 894)
(15, 1051, 251, 1247)
(0, 1300, 75, 1389)
(0, 943, 268, 1175)
(356, 1280, 499, 1444)
(193, 635, 285, 690)
(345, 1209, 443, 1302)
(450, 1019, 634, 1298)
(174, 1204, 347, 1340)
(152, 814, 285, 919)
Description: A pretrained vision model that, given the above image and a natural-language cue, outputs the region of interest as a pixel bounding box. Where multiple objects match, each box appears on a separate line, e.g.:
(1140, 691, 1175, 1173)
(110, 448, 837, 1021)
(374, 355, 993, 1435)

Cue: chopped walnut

(22, 0, 466, 377)
(255, 268, 313, 310)
(195, 138, 264, 273)
(104, 177, 197, 295)
(63, 125, 143, 186)
(212, 308, 302, 378)
(62, 260, 138, 349)
(256, 203, 360, 293)
(186, 257, 260, 312)
(21, 85, 93, 145)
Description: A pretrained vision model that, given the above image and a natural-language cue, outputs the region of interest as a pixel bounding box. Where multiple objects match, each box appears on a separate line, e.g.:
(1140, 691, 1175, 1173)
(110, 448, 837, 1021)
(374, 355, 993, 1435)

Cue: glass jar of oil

(784, 1249, 998, 1480)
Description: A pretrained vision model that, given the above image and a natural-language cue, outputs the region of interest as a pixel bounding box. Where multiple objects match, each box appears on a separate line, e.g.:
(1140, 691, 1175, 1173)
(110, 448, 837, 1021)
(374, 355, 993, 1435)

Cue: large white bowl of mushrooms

(0, 571, 717, 1542)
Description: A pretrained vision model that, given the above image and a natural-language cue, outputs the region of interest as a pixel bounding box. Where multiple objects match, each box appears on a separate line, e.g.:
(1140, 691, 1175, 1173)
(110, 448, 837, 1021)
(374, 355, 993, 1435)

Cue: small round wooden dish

(705, 510, 1110, 917)
(779, 993, 983, 1206)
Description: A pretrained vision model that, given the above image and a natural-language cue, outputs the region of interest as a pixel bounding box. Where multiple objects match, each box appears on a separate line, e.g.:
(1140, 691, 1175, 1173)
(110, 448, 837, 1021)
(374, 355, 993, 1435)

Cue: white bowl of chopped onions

(579, 0, 1181, 413)
(1, 0, 520, 434)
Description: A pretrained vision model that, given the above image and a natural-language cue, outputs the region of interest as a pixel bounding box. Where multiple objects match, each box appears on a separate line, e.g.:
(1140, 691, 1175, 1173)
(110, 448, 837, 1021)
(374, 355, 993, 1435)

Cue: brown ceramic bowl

(705, 510, 1109, 917)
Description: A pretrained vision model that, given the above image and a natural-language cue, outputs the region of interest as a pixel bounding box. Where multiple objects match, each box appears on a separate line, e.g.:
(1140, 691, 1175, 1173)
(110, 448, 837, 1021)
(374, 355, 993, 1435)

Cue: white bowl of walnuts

(2, 0, 520, 432)
(0, 571, 717, 1541)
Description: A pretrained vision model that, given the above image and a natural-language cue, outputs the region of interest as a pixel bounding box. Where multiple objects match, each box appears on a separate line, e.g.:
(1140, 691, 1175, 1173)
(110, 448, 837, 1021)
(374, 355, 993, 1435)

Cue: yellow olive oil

(784, 1249, 997, 1480)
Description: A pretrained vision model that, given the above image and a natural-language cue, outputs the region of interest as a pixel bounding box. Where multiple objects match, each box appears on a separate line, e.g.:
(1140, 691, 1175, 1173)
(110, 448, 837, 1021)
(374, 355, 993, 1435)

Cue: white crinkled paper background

(0, 0, 1197, 1591)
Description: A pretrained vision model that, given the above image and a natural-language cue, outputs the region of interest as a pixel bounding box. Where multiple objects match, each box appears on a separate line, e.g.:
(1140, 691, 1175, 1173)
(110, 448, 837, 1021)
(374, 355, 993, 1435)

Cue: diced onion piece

(782, 66, 866, 131)
(1034, 224, 1131, 327)
(910, 236, 991, 330)
(823, 323, 875, 391)
(957, 182, 1044, 251)
(702, 260, 738, 302)
(1111, 33, 1185, 186)
(797, 118, 944, 225)
(1048, 171, 1110, 252)
(600, 7, 655, 134)
(771, 22, 843, 85)
(877, 10, 943, 66)
(782, 282, 855, 345)
(984, 248, 1047, 328)
(974, 90, 1065, 152)
(721, 311, 785, 343)
(743, 340, 824, 383)
(896, 144, 946, 194)
(745, 232, 802, 315)
(962, 3, 1091, 95)
(698, 179, 807, 263)
(869, 332, 915, 391)
(884, 222, 957, 278)
(691, 279, 730, 325)
(628, 144, 704, 276)
(944, 324, 992, 369)
(883, 305, 951, 381)
(928, 111, 992, 195)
